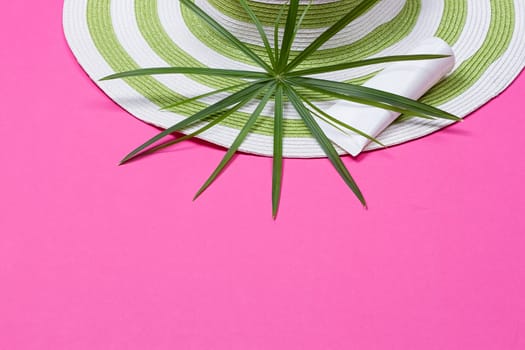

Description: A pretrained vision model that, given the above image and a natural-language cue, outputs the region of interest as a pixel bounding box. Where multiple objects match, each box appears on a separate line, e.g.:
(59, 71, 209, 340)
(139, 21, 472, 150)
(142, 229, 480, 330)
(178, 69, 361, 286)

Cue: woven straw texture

(63, 0, 525, 157)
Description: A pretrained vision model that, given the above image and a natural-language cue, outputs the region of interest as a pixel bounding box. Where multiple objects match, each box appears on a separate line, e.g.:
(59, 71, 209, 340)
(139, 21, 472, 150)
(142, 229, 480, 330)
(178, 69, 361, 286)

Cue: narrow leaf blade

(277, 0, 300, 70)
(287, 77, 421, 116)
(299, 94, 385, 147)
(143, 101, 248, 156)
(101, 67, 269, 81)
(239, 0, 276, 68)
(286, 0, 381, 71)
(284, 85, 367, 207)
(293, 1, 312, 38)
(194, 84, 277, 199)
(291, 77, 460, 120)
(161, 81, 255, 110)
(179, 0, 272, 71)
(120, 82, 269, 164)
(272, 84, 284, 219)
(288, 54, 451, 76)
(273, 2, 288, 64)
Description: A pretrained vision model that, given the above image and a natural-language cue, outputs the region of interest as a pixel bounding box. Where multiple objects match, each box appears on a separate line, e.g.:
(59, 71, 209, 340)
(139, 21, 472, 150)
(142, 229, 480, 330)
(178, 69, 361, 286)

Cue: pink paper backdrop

(1, 2, 525, 349)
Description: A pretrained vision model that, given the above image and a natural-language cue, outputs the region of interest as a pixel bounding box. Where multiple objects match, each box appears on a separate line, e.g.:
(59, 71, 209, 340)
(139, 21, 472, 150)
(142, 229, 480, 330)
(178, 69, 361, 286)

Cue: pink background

(1, 2, 525, 349)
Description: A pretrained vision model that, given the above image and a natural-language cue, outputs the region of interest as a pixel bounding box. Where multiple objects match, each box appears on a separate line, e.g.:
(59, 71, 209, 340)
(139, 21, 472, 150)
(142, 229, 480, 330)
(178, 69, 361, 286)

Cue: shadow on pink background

(1, 2, 524, 349)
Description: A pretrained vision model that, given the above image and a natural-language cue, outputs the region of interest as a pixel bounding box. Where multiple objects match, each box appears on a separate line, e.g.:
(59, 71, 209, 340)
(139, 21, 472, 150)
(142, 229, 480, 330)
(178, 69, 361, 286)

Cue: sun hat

(63, 0, 525, 158)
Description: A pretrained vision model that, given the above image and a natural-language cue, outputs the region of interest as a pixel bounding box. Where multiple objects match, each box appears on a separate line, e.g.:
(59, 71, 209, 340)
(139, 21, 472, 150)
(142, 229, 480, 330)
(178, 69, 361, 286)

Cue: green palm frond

(101, 0, 458, 218)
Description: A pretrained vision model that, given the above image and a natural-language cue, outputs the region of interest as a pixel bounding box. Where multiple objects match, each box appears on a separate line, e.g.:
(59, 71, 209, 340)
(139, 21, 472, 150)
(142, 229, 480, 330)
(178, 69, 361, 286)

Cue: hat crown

(200, 0, 407, 48)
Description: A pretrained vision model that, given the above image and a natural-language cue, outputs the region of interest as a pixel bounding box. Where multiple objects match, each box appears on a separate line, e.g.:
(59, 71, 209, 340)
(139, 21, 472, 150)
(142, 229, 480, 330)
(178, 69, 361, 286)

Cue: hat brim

(63, 0, 525, 157)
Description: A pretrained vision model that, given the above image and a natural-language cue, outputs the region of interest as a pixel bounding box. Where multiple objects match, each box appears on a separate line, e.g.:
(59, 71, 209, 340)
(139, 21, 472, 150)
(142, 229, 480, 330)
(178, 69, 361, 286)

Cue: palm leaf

(108, 0, 458, 216)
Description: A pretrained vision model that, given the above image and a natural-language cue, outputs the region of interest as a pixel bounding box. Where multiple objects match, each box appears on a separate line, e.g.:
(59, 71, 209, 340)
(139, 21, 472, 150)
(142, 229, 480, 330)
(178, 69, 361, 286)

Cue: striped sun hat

(63, 0, 525, 157)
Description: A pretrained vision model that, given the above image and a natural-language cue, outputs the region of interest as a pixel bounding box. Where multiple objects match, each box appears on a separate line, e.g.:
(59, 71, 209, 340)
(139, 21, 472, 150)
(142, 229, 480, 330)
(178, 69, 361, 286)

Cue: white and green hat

(63, 0, 525, 157)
